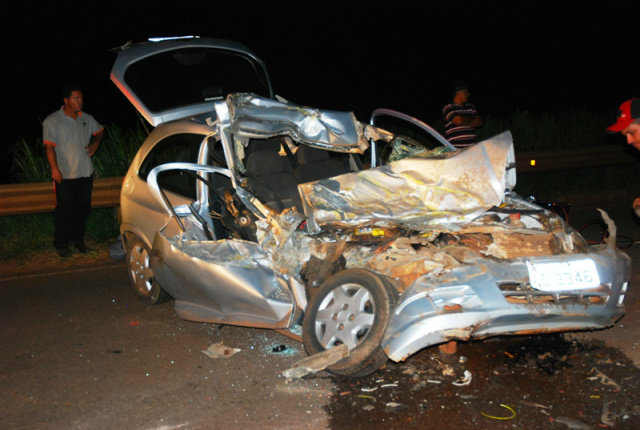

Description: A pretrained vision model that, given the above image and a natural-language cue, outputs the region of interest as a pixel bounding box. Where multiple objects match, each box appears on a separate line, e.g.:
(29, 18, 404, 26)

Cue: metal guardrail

(0, 177, 123, 216)
(515, 145, 635, 172)
(0, 146, 635, 216)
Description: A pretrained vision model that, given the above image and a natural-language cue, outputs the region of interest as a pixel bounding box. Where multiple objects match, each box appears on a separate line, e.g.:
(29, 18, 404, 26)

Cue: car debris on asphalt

(201, 342, 241, 359)
(283, 344, 349, 379)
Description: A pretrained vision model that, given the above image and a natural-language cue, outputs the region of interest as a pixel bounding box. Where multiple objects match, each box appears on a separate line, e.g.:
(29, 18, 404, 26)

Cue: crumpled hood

(299, 131, 515, 233)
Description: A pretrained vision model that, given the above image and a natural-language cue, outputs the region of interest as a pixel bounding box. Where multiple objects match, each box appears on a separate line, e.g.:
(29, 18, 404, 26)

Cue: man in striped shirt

(442, 80, 483, 148)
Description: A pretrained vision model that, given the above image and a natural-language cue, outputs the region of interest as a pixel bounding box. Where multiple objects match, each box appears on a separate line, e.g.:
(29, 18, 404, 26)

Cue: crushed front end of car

(146, 94, 630, 376)
(258, 123, 630, 365)
(379, 218, 629, 362)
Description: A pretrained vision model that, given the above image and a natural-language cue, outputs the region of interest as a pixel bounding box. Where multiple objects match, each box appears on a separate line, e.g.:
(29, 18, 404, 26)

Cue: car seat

(293, 145, 349, 183)
(243, 137, 302, 211)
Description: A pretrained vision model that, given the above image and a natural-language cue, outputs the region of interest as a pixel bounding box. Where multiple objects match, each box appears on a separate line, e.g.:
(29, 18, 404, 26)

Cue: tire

(302, 269, 397, 377)
(125, 235, 170, 305)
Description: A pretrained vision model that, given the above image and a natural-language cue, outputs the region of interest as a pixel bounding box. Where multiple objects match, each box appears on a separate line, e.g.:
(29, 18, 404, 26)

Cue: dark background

(2, 0, 639, 182)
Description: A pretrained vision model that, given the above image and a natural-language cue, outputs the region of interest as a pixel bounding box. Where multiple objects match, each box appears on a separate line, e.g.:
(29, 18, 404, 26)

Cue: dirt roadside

(0, 241, 125, 281)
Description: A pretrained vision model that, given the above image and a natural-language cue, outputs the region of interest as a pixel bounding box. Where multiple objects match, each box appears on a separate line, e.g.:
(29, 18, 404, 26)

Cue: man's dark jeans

(54, 176, 93, 249)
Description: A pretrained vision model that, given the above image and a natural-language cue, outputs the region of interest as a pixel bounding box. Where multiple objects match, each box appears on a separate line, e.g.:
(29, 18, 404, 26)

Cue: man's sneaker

(75, 244, 92, 254)
(56, 247, 72, 258)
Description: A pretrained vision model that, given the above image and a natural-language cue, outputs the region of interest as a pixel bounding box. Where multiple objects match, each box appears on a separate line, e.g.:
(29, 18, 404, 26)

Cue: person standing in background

(43, 85, 104, 257)
(608, 98, 640, 216)
(442, 80, 483, 148)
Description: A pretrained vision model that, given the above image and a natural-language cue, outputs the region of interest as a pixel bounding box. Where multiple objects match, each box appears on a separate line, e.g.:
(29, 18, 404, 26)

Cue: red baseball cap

(608, 98, 640, 132)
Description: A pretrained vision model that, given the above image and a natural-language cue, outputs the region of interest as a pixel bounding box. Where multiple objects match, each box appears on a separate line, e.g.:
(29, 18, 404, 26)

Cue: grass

(0, 108, 632, 260)
(476, 108, 617, 151)
(0, 209, 120, 260)
(10, 124, 145, 183)
(1, 124, 143, 260)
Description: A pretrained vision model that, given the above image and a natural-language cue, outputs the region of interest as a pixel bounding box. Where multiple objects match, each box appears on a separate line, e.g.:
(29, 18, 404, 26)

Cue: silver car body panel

(151, 231, 295, 328)
(147, 163, 301, 328)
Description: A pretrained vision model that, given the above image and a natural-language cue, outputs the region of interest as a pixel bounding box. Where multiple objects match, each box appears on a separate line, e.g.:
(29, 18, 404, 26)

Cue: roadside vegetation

(1, 125, 144, 260)
(1, 109, 638, 260)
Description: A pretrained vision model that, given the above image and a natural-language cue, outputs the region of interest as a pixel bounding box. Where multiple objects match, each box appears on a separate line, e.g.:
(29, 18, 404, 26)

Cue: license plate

(526, 259, 600, 291)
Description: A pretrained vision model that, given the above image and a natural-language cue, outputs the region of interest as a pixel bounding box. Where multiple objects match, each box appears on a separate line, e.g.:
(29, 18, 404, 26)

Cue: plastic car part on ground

(283, 344, 349, 379)
(480, 404, 516, 420)
(201, 342, 241, 358)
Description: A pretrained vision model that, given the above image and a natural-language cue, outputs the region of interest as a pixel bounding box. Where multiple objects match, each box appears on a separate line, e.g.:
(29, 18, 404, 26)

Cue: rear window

(124, 47, 271, 113)
(138, 133, 206, 199)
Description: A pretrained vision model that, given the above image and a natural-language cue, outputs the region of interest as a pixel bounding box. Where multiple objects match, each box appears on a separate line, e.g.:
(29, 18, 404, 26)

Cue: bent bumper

(382, 245, 630, 362)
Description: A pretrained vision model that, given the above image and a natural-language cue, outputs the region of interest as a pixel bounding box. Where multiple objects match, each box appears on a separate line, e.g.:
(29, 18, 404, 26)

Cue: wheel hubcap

(314, 283, 376, 350)
(129, 244, 153, 296)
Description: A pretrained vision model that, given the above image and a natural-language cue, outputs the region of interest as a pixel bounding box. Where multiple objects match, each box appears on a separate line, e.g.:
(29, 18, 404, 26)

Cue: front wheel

(125, 235, 170, 305)
(302, 269, 397, 377)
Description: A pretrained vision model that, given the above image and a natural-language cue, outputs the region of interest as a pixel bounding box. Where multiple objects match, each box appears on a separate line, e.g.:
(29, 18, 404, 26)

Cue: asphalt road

(0, 264, 333, 430)
(2, 198, 640, 430)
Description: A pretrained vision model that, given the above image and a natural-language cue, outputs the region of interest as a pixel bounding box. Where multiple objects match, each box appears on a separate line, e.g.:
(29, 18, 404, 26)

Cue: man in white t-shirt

(43, 85, 104, 257)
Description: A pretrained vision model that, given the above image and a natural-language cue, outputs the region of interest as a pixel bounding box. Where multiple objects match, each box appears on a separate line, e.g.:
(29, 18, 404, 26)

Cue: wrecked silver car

(113, 38, 630, 377)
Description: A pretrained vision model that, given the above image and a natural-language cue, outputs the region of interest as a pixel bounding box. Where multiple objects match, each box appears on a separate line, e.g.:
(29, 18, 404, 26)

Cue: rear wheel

(125, 235, 170, 304)
(302, 269, 397, 377)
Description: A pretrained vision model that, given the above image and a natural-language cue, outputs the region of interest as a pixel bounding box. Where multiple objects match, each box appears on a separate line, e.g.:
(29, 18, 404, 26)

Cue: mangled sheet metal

(226, 93, 369, 152)
(255, 208, 462, 291)
(299, 131, 515, 233)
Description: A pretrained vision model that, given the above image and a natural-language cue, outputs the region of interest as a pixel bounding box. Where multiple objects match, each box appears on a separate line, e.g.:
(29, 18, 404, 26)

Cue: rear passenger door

(123, 132, 212, 249)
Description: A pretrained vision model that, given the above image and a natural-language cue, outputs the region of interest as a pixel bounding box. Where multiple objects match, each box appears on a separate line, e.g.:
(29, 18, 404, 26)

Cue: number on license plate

(526, 259, 600, 291)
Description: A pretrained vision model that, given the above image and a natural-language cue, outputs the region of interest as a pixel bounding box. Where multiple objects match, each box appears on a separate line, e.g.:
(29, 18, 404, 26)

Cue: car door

(145, 163, 296, 329)
(120, 123, 215, 249)
(369, 108, 456, 167)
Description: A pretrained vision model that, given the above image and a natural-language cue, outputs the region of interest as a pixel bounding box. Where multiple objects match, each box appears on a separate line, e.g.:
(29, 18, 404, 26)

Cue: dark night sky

(2, 0, 639, 181)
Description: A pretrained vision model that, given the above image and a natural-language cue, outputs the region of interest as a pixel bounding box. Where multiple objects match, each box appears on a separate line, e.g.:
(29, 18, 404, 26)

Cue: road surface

(2, 199, 640, 429)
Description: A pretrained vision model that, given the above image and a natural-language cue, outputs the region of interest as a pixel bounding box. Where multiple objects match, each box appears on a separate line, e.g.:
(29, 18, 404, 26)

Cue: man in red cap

(608, 98, 640, 150)
(608, 98, 640, 215)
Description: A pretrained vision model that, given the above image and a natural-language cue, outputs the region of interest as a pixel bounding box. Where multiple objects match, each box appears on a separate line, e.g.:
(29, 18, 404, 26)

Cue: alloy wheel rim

(129, 245, 153, 296)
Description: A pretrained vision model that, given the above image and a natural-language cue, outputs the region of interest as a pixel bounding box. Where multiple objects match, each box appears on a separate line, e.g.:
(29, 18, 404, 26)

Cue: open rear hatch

(110, 37, 273, 126)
